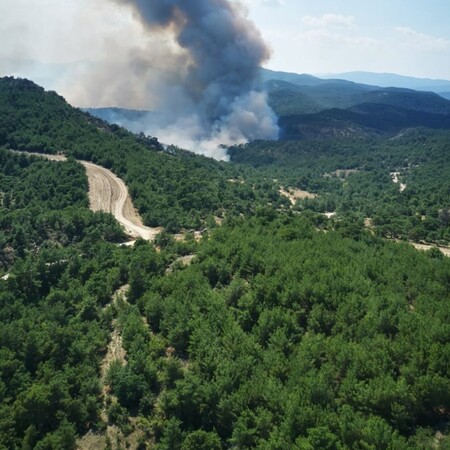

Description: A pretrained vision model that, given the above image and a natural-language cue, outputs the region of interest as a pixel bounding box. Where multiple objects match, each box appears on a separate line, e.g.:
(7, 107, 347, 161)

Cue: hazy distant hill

(82, 107, 159, 134)
(321, 71, 450, 96)
(83, 107, 151, 123)
(261, 68, 450, 139)
(279, 103, 450, 140)
(260, 68, 374, 89)
(262, 69, 450, 115)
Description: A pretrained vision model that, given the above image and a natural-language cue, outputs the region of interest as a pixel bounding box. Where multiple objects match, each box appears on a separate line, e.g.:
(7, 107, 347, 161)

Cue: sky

(1, 0, 450, 107)
(244, 0, 450, 78)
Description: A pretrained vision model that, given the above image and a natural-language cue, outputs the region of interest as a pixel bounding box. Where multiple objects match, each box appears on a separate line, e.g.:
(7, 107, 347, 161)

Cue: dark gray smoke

(110, 0, 279, 159)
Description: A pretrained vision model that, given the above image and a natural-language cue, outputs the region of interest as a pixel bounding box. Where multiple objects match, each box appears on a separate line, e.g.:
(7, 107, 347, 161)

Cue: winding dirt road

(81, 161, 161, 241)
(9, 150, 160, 241)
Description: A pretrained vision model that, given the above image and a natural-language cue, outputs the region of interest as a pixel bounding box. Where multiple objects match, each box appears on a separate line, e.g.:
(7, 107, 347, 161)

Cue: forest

(0, 77, 449, 449)
(229, 130, 450, 245)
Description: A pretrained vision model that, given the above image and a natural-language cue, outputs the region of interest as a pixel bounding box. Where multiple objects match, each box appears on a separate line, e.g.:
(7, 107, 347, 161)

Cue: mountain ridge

(319, 70, 450, 95)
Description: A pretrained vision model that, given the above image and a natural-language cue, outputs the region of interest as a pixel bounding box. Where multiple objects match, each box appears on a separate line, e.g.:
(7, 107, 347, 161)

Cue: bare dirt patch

(390, 172, 407, 192)
(410, 242, 450, 257)
(166, 254, 196, 275)
(280, 187, 317, 205)
(324, 169, 360, 179)
(12, 151, 67, 162)
(364, 218, 374, 228)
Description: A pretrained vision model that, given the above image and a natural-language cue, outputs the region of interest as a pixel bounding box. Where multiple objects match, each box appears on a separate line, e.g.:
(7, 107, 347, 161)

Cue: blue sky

(242, 0, 450, 78)
(1, 0, 449, 107)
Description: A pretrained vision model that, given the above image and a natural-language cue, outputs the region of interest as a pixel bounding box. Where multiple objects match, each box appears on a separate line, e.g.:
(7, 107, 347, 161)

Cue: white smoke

(69, 0, 279, 159)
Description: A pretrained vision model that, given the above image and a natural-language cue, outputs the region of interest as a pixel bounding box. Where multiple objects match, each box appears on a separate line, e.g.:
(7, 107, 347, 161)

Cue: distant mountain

(259, 68, 450, 139)
(260, 68, 371, 89)
(279, 103, 450, 140)
(265, 79, 373, 116)
(321, 71, 450, 96)
(265, 77, 450, 116)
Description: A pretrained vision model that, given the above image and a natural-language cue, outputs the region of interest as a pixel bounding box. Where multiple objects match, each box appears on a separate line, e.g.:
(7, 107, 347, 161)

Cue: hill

(86, 69, 450, 141)
(321, 71, 450, 94)
(0, 77, 282, 232)
(262, 70, 450, 139)
(229, 129, 450, 245)
(1, 76, 449, 450)
(279, 103, 450, 140)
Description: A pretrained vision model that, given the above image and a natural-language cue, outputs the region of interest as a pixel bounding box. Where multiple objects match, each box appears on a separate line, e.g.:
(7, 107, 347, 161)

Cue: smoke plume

(102, 0, 279, 159)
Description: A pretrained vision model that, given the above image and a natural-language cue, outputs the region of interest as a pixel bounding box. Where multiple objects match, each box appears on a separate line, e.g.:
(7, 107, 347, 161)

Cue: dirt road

(410, 242, 450, 257)
(81, 161, 161, 241)
(8, 150, 160, 241)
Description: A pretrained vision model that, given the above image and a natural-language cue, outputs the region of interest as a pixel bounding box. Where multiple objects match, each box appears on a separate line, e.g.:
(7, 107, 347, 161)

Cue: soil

(410, 242, 450, 257)
(390, 172, 407, 192)
(280, 187, 316, 205)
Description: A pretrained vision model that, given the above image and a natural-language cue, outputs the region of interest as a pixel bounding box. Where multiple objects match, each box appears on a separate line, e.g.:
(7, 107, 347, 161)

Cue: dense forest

(0, 148, 130, 448)
(0, 77, 449, 449)
(115, 214, 450, 449)
(229, 130, 450, 245)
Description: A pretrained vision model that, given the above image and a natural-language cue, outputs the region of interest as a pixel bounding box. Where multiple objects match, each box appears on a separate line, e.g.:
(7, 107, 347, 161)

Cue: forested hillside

(230, 130, 450, 245)
(0, 77, 282, 231)
(0, 149, 135, 448)
(261, 69, 450, 139)
(0, 77, 449, 449)
(114, 214, 450, 449)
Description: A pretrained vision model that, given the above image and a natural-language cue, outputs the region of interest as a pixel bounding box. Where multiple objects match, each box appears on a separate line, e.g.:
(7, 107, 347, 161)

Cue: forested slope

(229, 130, 450, 245)
(0, 149, 138, 448)
(0, 77, 282, 231)
(107, 214, 450, 449)
(0, 149, 125, 270)
(0, 77, 449, 449)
